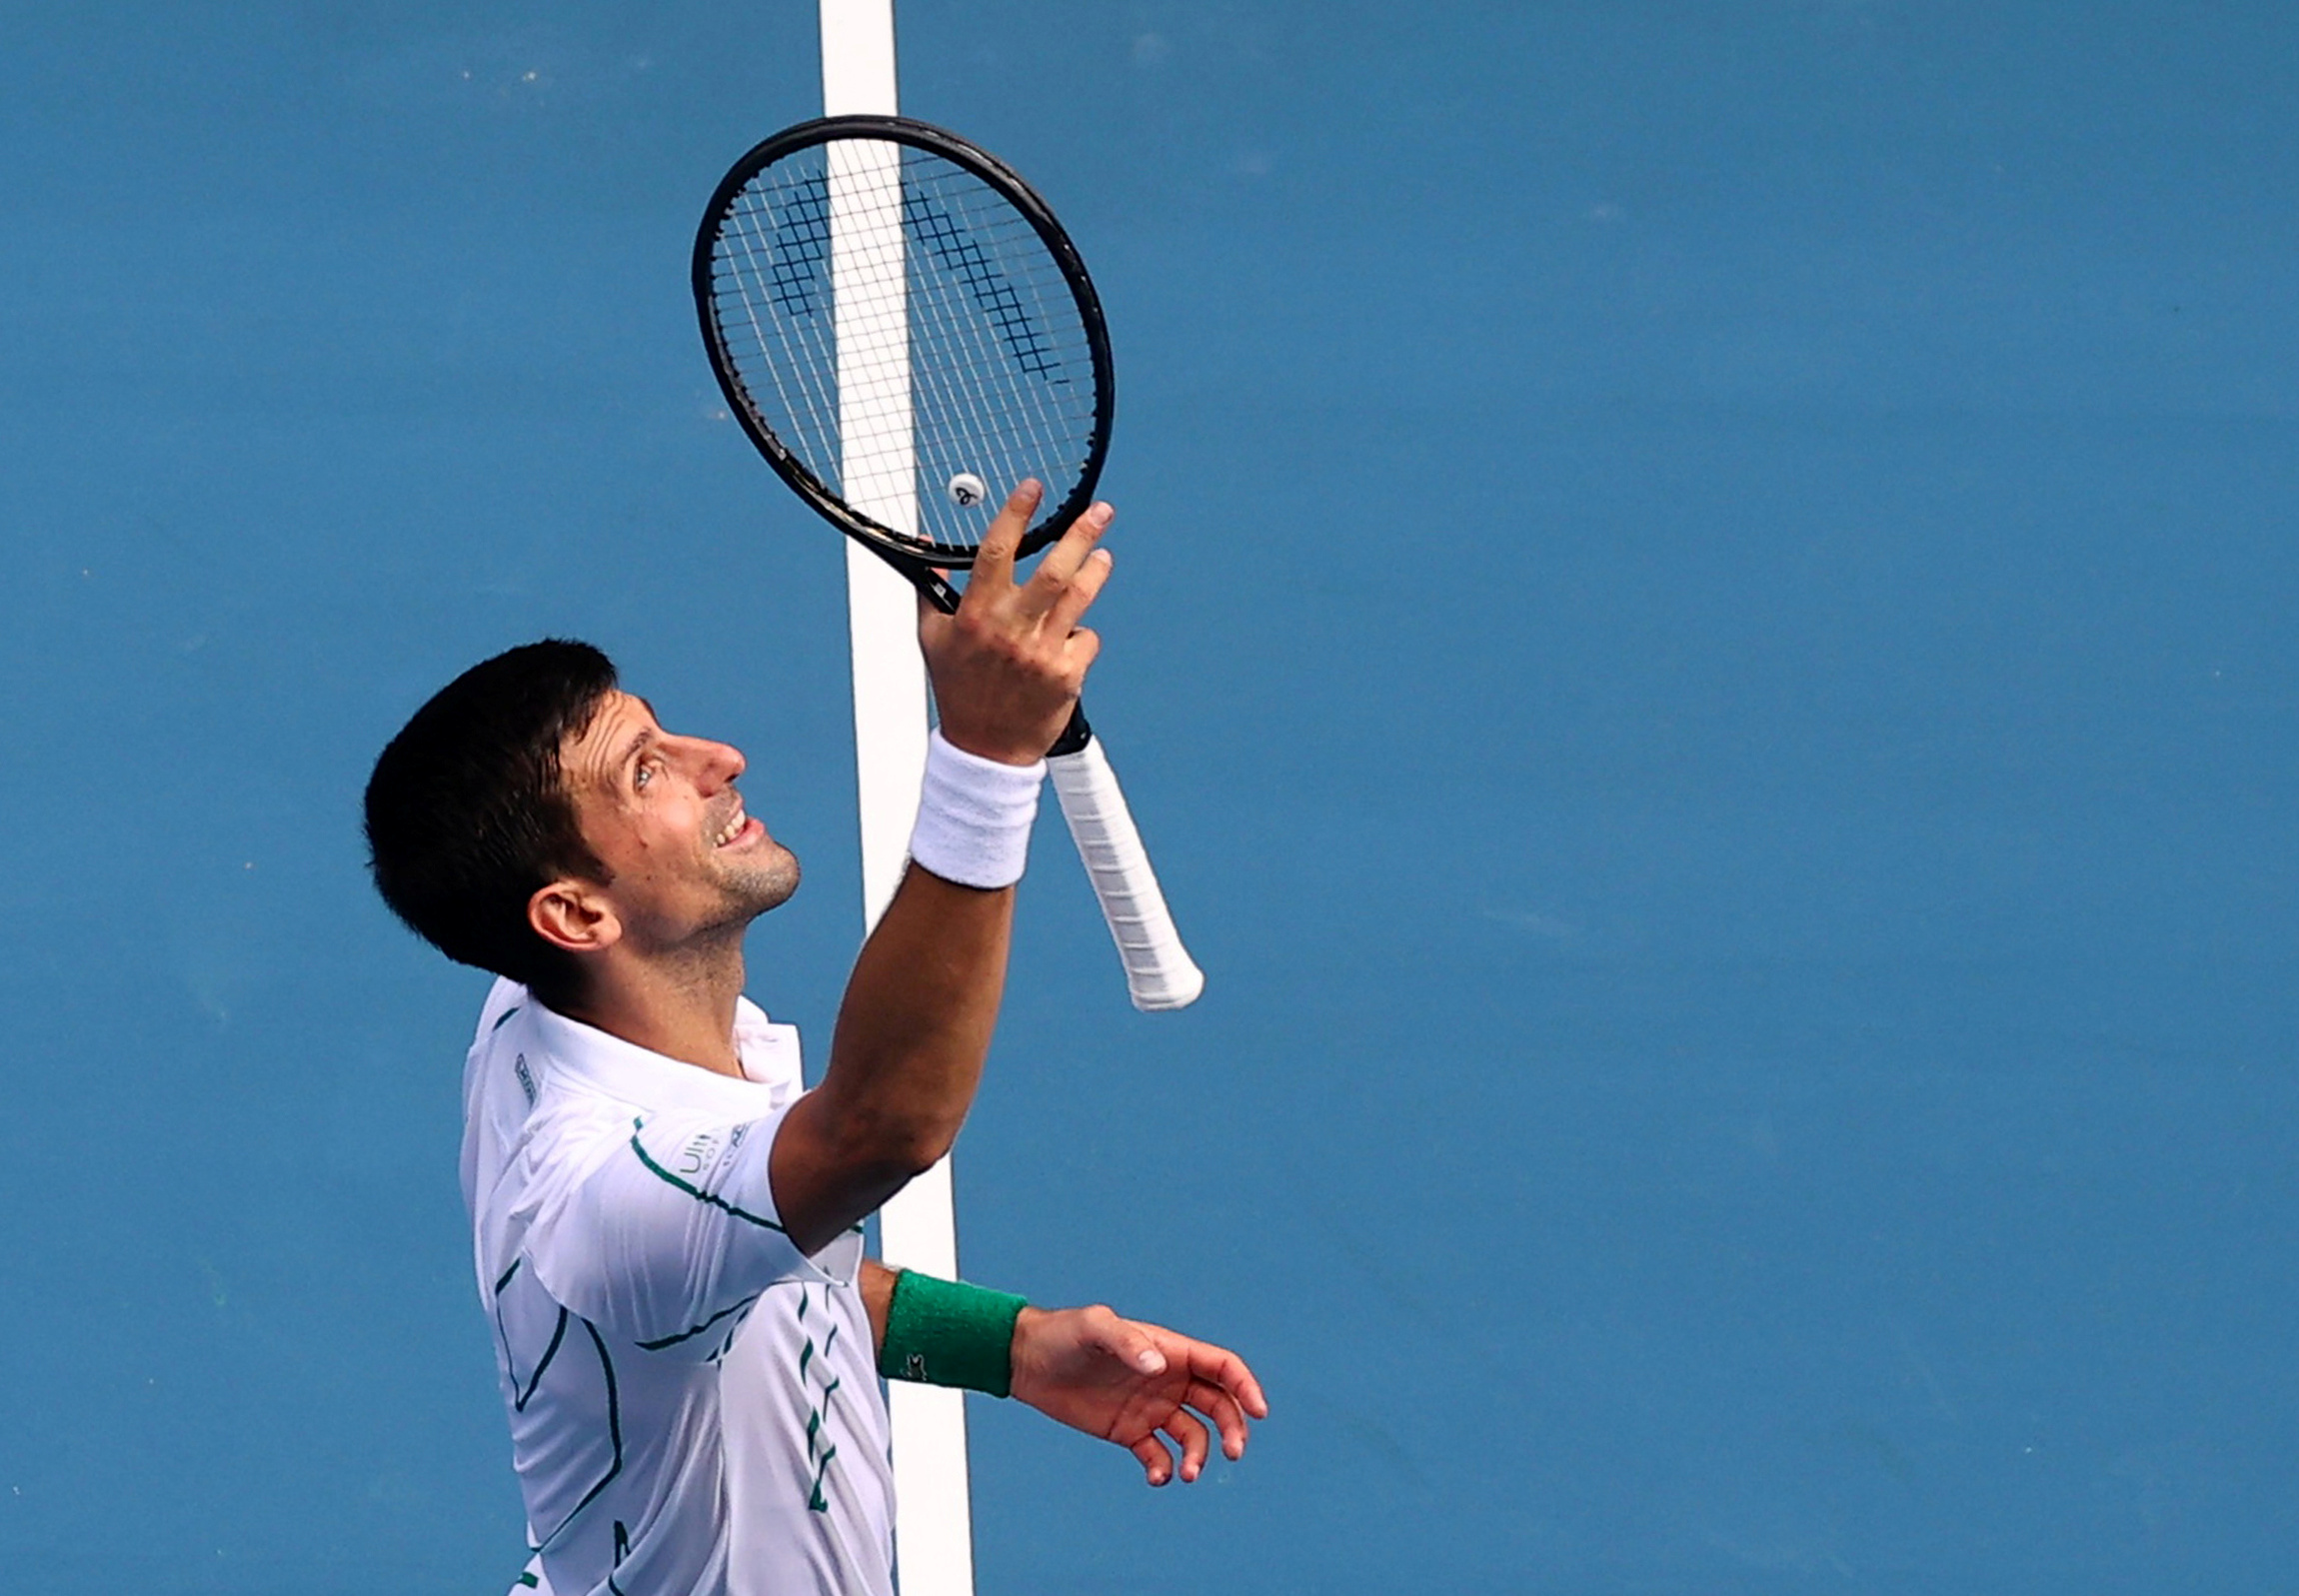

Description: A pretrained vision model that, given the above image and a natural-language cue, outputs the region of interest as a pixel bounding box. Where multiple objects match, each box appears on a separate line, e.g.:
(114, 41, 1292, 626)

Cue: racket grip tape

(1047, 736, 1205, 1011)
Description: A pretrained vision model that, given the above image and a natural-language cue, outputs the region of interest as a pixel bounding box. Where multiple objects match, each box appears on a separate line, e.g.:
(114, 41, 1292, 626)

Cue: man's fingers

(1186, 1379, 1252, 1460)
(1161, 1409, 1212, 1483)
(1015, 503, 1112, 620)
(1186, 1342, 1269, 1420)
(1044, 547, 1114, 638)
(1058, 625, 1102, 681)
(971, 479, 1043, 596)
(1130, 1434, 1174, 1487)
(1086, 1309, 1167, 1377)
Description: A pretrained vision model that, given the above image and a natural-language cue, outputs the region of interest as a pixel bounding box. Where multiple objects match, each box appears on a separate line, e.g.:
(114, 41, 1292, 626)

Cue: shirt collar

(530, 997, 804, 1118)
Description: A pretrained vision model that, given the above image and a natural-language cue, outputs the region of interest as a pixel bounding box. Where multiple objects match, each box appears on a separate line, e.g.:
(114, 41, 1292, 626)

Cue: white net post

(819, 4, 977, 1595)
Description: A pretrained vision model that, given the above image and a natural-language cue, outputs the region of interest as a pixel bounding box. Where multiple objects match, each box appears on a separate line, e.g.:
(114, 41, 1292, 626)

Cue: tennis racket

(693, 115, 1202, 1012)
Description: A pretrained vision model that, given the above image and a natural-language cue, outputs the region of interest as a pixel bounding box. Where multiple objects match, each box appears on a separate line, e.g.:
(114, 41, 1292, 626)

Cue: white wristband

(907, 729, 1047, 889)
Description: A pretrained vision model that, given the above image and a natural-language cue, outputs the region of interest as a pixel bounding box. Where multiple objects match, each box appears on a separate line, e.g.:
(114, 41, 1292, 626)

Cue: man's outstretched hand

(1009, 1304, 1268, 1486)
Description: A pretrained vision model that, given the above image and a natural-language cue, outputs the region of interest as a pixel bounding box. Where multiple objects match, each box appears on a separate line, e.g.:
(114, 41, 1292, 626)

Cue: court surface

(2, 4, 2294, 1591)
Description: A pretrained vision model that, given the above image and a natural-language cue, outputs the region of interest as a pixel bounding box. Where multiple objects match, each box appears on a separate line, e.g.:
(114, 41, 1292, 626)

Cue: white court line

(820, 5, 977, 1596)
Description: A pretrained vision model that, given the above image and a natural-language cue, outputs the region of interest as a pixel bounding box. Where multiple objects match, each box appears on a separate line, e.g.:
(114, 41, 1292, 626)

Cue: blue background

(3, 3, 2295, 1591)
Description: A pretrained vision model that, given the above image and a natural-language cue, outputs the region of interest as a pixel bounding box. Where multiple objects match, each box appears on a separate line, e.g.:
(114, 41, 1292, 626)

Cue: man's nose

(692, 738, 747, 790)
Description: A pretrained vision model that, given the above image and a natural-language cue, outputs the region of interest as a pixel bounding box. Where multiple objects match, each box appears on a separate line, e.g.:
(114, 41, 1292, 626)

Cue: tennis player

(364, 486, 1264, 1596)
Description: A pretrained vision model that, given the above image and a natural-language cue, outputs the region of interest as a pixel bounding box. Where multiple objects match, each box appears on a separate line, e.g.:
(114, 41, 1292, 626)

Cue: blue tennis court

(2, 4, 2294, 1591)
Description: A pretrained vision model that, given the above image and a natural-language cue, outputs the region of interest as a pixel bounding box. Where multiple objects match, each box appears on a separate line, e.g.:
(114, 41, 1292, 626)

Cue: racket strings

(760, 147, 1086, 540)
(822, 146, 1092, 520)
(720, 186, 848, 490)
(901, 222, 1069, 518)
(903, 193, 1058, 377)
(707, 139, 1101, 560)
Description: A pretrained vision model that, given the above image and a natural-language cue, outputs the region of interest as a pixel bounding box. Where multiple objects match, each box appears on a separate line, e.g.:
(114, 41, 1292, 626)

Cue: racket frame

(693, 113, 1117, 595)
(693, 114, 1202, 1010)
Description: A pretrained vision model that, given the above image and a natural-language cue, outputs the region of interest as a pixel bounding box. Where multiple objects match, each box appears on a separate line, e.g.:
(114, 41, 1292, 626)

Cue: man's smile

(713, 798, 760, 849)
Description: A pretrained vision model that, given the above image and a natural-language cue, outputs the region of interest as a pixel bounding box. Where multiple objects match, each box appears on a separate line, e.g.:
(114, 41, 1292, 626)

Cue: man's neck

(549, 940, 751, 1079)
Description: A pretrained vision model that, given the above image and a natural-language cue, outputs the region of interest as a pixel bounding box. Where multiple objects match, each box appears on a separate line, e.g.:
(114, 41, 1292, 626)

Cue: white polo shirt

(460, 977, 894, 1596)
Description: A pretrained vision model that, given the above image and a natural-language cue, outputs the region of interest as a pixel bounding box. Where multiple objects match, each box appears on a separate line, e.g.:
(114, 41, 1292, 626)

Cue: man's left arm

(859, 1259, 1269, 1486)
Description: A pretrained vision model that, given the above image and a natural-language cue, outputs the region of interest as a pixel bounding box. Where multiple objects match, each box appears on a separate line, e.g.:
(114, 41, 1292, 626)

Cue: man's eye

(635, 760, 656, 790)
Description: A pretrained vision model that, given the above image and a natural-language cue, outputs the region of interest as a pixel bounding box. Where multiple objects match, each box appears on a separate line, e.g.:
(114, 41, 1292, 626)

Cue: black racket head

(694, 116, 1115, 568)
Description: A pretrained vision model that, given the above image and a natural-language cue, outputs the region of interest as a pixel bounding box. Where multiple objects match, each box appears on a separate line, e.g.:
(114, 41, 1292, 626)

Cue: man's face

(558, 690, 800, 948)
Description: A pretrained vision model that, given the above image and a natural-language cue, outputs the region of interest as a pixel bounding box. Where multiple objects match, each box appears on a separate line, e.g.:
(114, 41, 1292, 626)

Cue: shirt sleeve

(524, 1100, 862, 1359)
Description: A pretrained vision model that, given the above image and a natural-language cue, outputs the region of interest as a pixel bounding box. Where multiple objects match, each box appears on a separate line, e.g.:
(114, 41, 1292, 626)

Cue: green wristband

(877, 1270, 1029, 1398)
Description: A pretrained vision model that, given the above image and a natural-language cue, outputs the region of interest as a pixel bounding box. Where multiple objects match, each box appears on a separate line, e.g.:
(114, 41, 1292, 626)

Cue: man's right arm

(768, 481, 1114, 1256)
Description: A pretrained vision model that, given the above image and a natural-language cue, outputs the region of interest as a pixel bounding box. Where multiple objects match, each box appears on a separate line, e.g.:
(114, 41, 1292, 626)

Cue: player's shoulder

(471, 975, 530, 1048)
(462, 979, 553, 1117)
(460, 980, 635, 1166)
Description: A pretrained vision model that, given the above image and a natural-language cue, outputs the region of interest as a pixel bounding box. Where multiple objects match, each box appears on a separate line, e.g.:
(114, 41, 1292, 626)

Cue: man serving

(364, 484, 1264, 1596)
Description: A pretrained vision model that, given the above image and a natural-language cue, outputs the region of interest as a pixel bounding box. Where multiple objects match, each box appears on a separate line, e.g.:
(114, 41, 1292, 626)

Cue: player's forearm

(810, 864, 1011, 1174)
(834, 858, 1011, 1112)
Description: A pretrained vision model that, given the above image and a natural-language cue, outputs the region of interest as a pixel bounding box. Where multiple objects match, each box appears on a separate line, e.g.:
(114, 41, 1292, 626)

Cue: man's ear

(529, 878, 621, 957)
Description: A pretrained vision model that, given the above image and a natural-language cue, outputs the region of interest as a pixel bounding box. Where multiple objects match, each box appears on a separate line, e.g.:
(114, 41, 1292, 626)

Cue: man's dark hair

(365, 640, 619, 1000)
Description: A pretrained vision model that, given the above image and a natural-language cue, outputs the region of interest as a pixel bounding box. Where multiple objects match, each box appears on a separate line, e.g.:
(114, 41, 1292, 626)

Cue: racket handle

(1048, 735, 1205, 1011)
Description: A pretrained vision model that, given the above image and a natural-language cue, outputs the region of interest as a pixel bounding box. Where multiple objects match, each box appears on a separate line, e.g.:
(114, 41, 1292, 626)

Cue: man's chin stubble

(728, 853, 800, 920)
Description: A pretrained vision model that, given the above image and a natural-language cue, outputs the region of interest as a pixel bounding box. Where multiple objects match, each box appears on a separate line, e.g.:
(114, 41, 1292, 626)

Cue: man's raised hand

(920, 479, 1114, 767)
